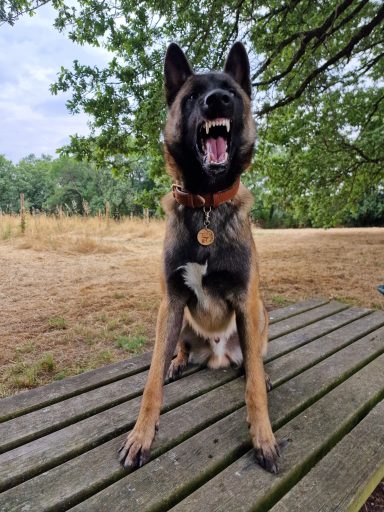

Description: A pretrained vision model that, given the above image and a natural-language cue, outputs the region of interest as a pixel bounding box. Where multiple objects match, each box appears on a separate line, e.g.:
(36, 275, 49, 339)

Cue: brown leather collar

(172, 177, 240, 208)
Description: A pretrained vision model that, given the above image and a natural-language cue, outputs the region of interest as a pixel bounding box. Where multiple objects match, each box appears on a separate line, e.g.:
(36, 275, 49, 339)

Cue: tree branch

(0, 0, 51, 26)
(339, 137, 383, 164)
(214, 0, 245, 67)
(363, 94, 384, 128)
(254, 0, 358, 86)
(312, 0, 369, 52)
(256, 4, 384, 116)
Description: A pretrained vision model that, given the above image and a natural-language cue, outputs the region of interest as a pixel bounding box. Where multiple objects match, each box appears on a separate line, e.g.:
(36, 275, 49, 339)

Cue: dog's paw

(118, 425, 157, 469)
(250, 425, 280, 474)
(254, 438, 280, 474)
(167, 357, 187, 381)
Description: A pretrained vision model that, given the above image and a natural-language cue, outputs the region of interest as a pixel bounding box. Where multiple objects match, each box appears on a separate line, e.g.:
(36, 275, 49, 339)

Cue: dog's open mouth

(197, 118, 231, 168)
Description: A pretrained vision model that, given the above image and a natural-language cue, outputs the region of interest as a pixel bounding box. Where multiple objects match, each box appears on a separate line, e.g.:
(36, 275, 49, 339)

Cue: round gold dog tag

(197, 228, 215, 246)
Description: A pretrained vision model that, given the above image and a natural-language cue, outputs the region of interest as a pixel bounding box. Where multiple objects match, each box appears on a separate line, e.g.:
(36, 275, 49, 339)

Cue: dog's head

(164, 43, 256, 193)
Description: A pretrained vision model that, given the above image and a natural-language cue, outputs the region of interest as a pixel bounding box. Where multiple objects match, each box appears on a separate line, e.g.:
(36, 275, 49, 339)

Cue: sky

(0, 4, 111, 163)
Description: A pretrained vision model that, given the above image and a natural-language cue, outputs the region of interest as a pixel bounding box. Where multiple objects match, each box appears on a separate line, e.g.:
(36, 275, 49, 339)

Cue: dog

(118, 42, 279, 473)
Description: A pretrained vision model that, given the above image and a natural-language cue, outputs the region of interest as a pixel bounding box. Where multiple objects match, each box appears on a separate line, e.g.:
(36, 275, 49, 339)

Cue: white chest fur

(178, 261, 209, 309)
(179, 261, 242, 368)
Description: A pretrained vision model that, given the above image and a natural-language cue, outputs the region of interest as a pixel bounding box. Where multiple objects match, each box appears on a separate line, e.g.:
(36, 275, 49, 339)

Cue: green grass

(7, 353, 56, 390)
(115, 334, 147, 352)
(15, 340, 37, 355)
(48, 316, 67, 330)
(53, 350, 113, 381)
(272, 295, 294, 307)
(96, 350, 113, 363)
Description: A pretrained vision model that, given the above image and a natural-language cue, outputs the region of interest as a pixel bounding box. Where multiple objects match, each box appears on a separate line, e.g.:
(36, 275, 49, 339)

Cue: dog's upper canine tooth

(203, 119, 231, 134)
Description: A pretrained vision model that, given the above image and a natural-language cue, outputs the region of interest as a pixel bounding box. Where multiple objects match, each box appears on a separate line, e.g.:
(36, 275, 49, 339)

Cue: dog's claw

(254, 441, 280, 474)
(254, 437, 288, 474)
(167, 358, 187, 381)
(118, 427, 156, 470)
(139, 449, 150, 468)
(255, 447, 279, 474)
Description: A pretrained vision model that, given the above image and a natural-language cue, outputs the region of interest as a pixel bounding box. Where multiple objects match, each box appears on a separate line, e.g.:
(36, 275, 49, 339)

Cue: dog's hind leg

(167, 340, 190, 381)
(119, 296, 185, 469)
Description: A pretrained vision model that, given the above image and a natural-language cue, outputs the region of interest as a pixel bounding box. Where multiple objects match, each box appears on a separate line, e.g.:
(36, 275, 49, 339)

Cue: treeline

(0, 154, 383, 227)
(0, 154, 163, 218)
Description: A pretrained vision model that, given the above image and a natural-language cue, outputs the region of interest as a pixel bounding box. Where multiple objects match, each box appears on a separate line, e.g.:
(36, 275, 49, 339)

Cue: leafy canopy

(1, 0, 383, 226)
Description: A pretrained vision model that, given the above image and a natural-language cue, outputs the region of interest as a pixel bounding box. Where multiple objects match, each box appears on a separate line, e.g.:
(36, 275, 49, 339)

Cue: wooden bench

(0, 298, 383, 511)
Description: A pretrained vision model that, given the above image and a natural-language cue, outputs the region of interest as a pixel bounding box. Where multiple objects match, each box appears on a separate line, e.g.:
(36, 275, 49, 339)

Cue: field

(0, 213, 383, 397)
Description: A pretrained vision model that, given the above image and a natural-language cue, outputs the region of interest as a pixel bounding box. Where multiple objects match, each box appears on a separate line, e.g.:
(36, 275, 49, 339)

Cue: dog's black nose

(203, 89, 233, 116)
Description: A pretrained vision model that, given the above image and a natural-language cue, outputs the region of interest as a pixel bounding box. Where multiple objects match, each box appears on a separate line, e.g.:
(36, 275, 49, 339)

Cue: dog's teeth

(205, 122, 209, 135)
(225, 119, 230, 132)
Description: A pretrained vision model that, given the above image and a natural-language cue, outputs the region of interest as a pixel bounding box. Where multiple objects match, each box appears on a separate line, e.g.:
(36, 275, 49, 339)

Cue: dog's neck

(172, 177, 240, 208)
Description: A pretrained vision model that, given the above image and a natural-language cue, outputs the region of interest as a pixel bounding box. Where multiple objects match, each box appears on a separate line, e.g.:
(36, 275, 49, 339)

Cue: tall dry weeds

(0, 213, 164, 254)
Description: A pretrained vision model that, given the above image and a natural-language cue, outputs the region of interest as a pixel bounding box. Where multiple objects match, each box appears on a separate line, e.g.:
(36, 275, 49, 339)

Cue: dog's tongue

(206, 136, 227, 163)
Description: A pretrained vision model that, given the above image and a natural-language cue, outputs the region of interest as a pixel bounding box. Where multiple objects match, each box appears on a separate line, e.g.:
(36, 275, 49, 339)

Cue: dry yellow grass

(0, 213, 383, 397)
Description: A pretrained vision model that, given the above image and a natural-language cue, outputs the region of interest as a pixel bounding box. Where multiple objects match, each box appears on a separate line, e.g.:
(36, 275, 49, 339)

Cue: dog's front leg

(236, 300, 280, 474)
(119, 296, 185, 469)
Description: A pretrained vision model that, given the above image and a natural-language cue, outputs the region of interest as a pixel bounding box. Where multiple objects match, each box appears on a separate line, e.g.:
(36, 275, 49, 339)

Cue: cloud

(0, 3, 111, 162)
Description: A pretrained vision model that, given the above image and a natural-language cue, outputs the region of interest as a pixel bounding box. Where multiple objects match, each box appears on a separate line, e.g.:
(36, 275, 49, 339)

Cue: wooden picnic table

(0, 298, 383, 511)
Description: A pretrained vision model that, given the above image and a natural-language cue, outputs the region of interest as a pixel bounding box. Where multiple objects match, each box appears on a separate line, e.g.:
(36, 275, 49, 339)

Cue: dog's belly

(179, 261, 243, 368)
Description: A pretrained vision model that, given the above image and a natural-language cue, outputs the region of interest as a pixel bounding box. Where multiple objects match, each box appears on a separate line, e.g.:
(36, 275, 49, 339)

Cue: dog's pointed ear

(224, 42, 252, 98)
(164, 43, 193, 106)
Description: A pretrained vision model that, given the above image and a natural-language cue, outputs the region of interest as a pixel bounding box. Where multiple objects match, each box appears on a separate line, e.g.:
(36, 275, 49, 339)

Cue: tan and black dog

(119, 42, 280, 473)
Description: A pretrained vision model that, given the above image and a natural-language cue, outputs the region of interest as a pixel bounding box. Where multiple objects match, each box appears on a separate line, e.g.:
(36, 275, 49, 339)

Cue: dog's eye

(229, 89, 237, 97)
(188, 93, 198, 101)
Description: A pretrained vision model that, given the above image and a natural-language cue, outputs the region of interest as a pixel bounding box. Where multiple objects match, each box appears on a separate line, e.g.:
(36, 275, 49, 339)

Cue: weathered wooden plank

(268, 298, 328, 324)
(269, 301, 348, 340)
(0, 368, 239, 493)
(1, 319, 382, 500)
(0, 299, 329, 423)
(268, 310, 384, 384)
(270, 400, 384, 512)
(0, 304, 348, 453)
(0, 378, 247, 509)
(68, 344, 384, 512)
(0, 364, 205, 454)
(0, 352, 153, 423)
(0, 369, 153, 453)
(266, 307, 375, 362)
(169, 355, 384, 512)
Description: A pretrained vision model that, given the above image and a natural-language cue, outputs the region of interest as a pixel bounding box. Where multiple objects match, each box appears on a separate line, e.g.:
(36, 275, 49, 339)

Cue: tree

(16, 155, 53, 211)
(1, 1, 47, 26)
(0, 155, 18, 212)
(2, 0, 384, 225)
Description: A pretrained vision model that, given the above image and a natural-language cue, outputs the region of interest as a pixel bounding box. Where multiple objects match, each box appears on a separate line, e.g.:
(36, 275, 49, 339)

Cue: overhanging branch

(256, 4, 384, 116)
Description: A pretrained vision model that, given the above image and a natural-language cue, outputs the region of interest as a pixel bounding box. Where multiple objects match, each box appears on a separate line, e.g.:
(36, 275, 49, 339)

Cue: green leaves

(0, 155, 162, 217)
(2, 0, 383, 226)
